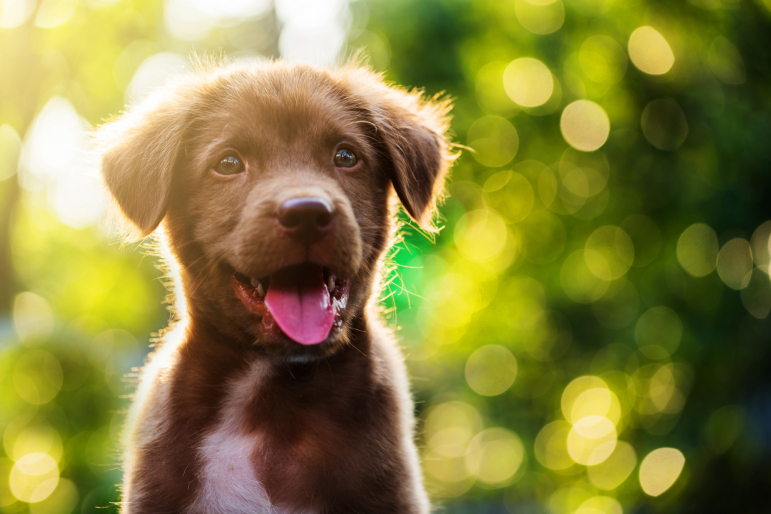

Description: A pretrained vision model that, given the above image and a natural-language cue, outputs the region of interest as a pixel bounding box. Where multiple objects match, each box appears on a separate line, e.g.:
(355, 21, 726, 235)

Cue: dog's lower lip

(230, 275, 267, 316)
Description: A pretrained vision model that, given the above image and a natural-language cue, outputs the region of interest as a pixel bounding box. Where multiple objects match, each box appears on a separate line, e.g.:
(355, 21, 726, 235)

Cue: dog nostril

(277, 197, 334, 244)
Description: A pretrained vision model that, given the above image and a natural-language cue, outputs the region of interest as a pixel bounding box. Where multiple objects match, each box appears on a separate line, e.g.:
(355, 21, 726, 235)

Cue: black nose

(277, 197, 334, 244)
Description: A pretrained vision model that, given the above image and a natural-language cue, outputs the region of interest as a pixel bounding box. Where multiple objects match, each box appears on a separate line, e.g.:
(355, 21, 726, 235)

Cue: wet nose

(277, 197, 334, 244)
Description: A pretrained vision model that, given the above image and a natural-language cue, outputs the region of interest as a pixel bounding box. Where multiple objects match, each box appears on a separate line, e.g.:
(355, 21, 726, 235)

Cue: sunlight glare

(0, 0, 36, 28)
(276, 0, 349, 65)
(21, 97, 106, 228)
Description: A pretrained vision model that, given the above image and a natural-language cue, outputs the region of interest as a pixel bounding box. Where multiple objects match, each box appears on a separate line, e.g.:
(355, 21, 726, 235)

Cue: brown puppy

(97, 59, 453, 513)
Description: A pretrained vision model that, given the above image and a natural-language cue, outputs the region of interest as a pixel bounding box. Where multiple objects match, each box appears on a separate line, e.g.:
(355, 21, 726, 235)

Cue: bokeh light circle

(466, 428, 525, 485)
(13, 292, 54, 342)
(13, 350, 63, 405)
(519, 210, 567, 264)
(639, 448, 685, 497)
(567, 416, 617, 465)
(454, 210, 508, 262)
(515, 0, 565, 35)
(584, 226, 635, 281)
(28, 479, 79, 514)
(561, 250, 610, 303)
(484, 171, 535, 223)
(425, 402, 483, 451)
(717, 238, 753, 290)
(503, 58, 554, 108)
(677, 223, 719, 277)
(635, 306, 683, 359)
(576, 496, 623, 514)
(562, 376, 609, 422)
(571, 388, 622, 426)
(587, 441, 638, 490)
(741, 269, 771, 319)
(579, 36, 628, 84)
(476, 62, 520, 116)
(467, 115, 519, 167)
(465, 345, 518, 396)
(708, 36, 746, 85)
(12, 425, 63, 463)
(9, 453, 59, 503)
(641, 98, 688, 151)
(628, 26, 675, 75)
(423, 401, 482, 489)
(560, 101, 610, 152)
(534, 421, 574, 470)
(750, 221, 771, 270)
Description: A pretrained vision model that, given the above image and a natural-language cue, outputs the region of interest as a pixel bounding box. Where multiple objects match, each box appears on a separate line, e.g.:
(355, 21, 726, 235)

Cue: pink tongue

(264, 265, 334, 345)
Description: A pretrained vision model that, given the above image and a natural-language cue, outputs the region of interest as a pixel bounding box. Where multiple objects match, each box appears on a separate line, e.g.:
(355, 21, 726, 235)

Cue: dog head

(97, 60, 452, 360)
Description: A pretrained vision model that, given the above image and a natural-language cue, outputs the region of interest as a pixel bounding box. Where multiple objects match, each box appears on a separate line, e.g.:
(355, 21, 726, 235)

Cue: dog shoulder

(365, 315, 432, 514)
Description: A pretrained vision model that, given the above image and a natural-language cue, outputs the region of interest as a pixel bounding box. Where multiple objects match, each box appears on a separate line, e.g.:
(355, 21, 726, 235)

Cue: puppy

(96, 59, 453, 513)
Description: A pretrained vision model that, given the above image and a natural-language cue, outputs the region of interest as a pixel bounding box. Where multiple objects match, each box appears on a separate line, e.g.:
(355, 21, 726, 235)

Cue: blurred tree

(1, 0, 771, 512)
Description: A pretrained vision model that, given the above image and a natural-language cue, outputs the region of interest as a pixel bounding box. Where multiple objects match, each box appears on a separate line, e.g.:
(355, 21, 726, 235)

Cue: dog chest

(187, 360, 317, 514)
(188, 425, 272, 513)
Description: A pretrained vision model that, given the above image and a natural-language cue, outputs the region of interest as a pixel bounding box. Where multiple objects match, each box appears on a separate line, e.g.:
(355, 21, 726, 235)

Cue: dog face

(97, 61, 452, 361)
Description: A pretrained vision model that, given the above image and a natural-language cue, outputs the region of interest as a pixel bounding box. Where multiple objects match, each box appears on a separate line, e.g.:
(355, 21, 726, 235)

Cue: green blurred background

(1, 0, 771, 512)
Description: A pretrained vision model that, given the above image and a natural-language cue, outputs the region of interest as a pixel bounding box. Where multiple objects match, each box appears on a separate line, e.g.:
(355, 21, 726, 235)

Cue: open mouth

(230, 263, 350, 346)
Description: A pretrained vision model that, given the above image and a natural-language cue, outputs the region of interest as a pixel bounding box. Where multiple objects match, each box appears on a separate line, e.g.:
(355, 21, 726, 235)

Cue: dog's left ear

(340, 68, 454, 230)
(95, 86, 195, 239)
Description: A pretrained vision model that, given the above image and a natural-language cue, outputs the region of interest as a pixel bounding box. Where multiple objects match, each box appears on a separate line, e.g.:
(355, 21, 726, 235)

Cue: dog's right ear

(96, 90, 192, 239)
(336, 66, 455, 231)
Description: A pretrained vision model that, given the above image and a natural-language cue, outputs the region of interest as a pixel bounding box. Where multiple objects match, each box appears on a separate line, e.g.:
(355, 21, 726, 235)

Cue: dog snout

(277, 197, 334, 244)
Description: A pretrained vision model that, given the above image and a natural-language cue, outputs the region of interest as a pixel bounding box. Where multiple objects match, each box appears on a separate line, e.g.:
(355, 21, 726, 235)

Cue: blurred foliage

(1, 0, 771, 512)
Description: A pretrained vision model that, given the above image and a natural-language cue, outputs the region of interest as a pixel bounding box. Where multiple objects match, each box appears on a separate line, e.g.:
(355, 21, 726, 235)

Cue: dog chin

(265, 331, 351, 362)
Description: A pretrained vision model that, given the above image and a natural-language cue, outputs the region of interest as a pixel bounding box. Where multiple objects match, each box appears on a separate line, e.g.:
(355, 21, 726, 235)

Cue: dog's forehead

(201, 68, 365, 145)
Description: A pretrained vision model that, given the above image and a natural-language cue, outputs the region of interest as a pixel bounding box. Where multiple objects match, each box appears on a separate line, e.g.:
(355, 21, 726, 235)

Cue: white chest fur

(188, 424, 272, 513)
(187, 361, 314, 514)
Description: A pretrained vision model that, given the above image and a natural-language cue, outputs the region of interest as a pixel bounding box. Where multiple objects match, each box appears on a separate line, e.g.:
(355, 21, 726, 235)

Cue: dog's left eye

(334, 148, 358, 168)
(215, 155, 245, 175)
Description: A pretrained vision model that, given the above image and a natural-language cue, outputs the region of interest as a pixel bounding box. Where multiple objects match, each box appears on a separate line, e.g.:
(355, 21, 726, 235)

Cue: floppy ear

(96, 89, 193, 238)
(339, 68, 454, 230)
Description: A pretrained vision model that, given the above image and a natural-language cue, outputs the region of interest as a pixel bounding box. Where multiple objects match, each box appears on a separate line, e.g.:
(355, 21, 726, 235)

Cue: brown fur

(97, 59, 453, 514)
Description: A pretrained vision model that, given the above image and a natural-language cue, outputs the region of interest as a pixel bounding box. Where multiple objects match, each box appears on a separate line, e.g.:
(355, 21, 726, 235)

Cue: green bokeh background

(1, 0, 770, 512)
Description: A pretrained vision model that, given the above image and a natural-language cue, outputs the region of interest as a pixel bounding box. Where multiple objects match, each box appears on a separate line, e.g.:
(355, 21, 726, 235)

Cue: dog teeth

(251, 278, 265, 296)
(328, 274, 336, 291)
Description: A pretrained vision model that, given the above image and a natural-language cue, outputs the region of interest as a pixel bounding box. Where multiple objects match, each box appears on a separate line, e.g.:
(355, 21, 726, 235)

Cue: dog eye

(215, 155, 245, 175)
(334, 148, 357, 168)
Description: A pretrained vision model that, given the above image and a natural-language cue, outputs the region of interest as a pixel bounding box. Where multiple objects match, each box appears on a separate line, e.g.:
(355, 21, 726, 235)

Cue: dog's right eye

(334, 148, 358, 168)
(215, 155, 245, 175)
